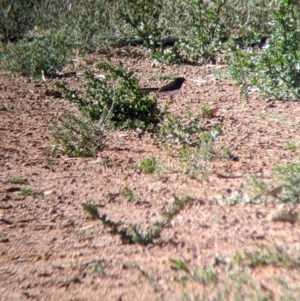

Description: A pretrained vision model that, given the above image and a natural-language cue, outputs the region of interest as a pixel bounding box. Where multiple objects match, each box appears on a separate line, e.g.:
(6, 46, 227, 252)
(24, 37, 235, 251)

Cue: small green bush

(157, 114, 202, 146)
(52, 111, 105, 158)
(3, 30, 72, 78)
(59, 60, 160, 130)
(139, 157, 160, 173)
(274, 163, 300, 203)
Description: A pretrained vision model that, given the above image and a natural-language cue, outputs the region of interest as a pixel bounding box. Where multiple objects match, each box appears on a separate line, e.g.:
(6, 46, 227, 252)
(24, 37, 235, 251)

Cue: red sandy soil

(1, 52, 300, 301)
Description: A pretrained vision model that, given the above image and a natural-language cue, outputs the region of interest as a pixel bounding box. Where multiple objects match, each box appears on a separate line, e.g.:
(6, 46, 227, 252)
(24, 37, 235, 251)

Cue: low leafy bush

(0, 0, 37, 44)
(3, 30, 72, 78)
(116, 0, 164, 48)
(179, 0, 227, 64)
(126, 157, 162, 175)
(157, 114, 202, 146)
(52, 111, 105, 157)
(274, 163, 300, 203)
(59, 60, 160, 130)
(228, 0, 300, 100)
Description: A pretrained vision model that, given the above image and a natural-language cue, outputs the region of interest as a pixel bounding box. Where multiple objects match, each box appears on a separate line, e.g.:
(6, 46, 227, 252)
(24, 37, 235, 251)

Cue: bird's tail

(140, 87, 159, 94)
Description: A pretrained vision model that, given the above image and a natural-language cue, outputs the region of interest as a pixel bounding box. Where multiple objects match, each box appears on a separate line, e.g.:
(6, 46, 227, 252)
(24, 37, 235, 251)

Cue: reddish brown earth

(1, 52, 300, 301)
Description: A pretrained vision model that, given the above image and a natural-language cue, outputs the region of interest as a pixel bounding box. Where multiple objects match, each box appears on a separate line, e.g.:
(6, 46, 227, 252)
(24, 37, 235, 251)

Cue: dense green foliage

(229, 0, 300, 100)
(3, 31, 72, 77)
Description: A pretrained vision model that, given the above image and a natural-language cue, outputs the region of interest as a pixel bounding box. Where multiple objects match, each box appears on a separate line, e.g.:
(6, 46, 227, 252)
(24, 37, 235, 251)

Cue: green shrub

(171, 0, 278, 64)
(117, 0, 164, 48)
(157, 114, 202, 146)
(35, 0, 116, 53)
(52, 111, 105, 157)
(59, 60, 160, 130)
(228, 0, 300, 100)
(274, 163, 300, 203)
(3, 30, 72, 78)
(0, 0, 37, 44)
(179, 0, 227, 64)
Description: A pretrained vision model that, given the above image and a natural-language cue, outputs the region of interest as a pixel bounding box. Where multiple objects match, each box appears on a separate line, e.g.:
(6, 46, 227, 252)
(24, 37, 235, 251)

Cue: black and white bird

(142, 77, 186, 100)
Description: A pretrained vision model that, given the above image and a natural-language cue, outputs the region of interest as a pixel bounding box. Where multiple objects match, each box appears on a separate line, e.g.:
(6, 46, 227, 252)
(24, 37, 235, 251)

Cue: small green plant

(119, 195, 190, 244)
(140, 157, 160, 173)
(119, 223, 164, 245)
(93, 259, 107, 277)
(170, 259, 217, 285)
(170, 259, 190, 274)
(284, 142, 297, 151)
(246, 175, 278, 203)
(157, 114, 202, 146)
(4, 176, 28, 184)
(178, 145, 211, 179)
(20, 188, 36, 197)
(247, 163, 300, 203)
(274, 163, 300, 203)
(200, 104, 215, 118)
(52, 111, 105, 157)
(227, 191, 244, 205)
(235, 246, 292, 268)
(220, 147, 237, 161)
(123, 187, 135, 202)
(159, 113, 221, 178)
(162, 195, 190, 221)
(82, 203, 100, 220)
(101, 156, 114, 168)
(59, 60, 160, 130)
(193, 267, 217, 285)
(151, 42, 184, 64)
(199, 132, 216, 161)
(126, 157, 162, 174)
(44, 158, 56, 167)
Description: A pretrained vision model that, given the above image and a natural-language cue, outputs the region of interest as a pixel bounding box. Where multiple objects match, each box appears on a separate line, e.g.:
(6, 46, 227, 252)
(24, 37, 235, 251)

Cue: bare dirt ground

(1, 52, 300, 301)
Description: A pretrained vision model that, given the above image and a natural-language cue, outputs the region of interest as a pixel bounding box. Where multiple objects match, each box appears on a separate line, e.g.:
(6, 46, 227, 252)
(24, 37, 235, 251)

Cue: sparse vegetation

(93, 259, 107, 277)
(19, 188, 36, 197)
(44, 158, 56, 167)
(274, 163, 300, 203)
(284, 142, 298, 151)
(82, 202, 100, 220)
(246, 163, 300, 204)
(126, 157, 161, 173)
(81, 195, 190, 245)
(235, 245, 294, 268)
(178, 145, 211, 179)
(1, 0, 300, 299)
(123, 187, 135, 202)
(158, 114, 202, 146)
(172, 246, 300, 300)
(52, 111, 106, 157)
(4, 176, 28, 184)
